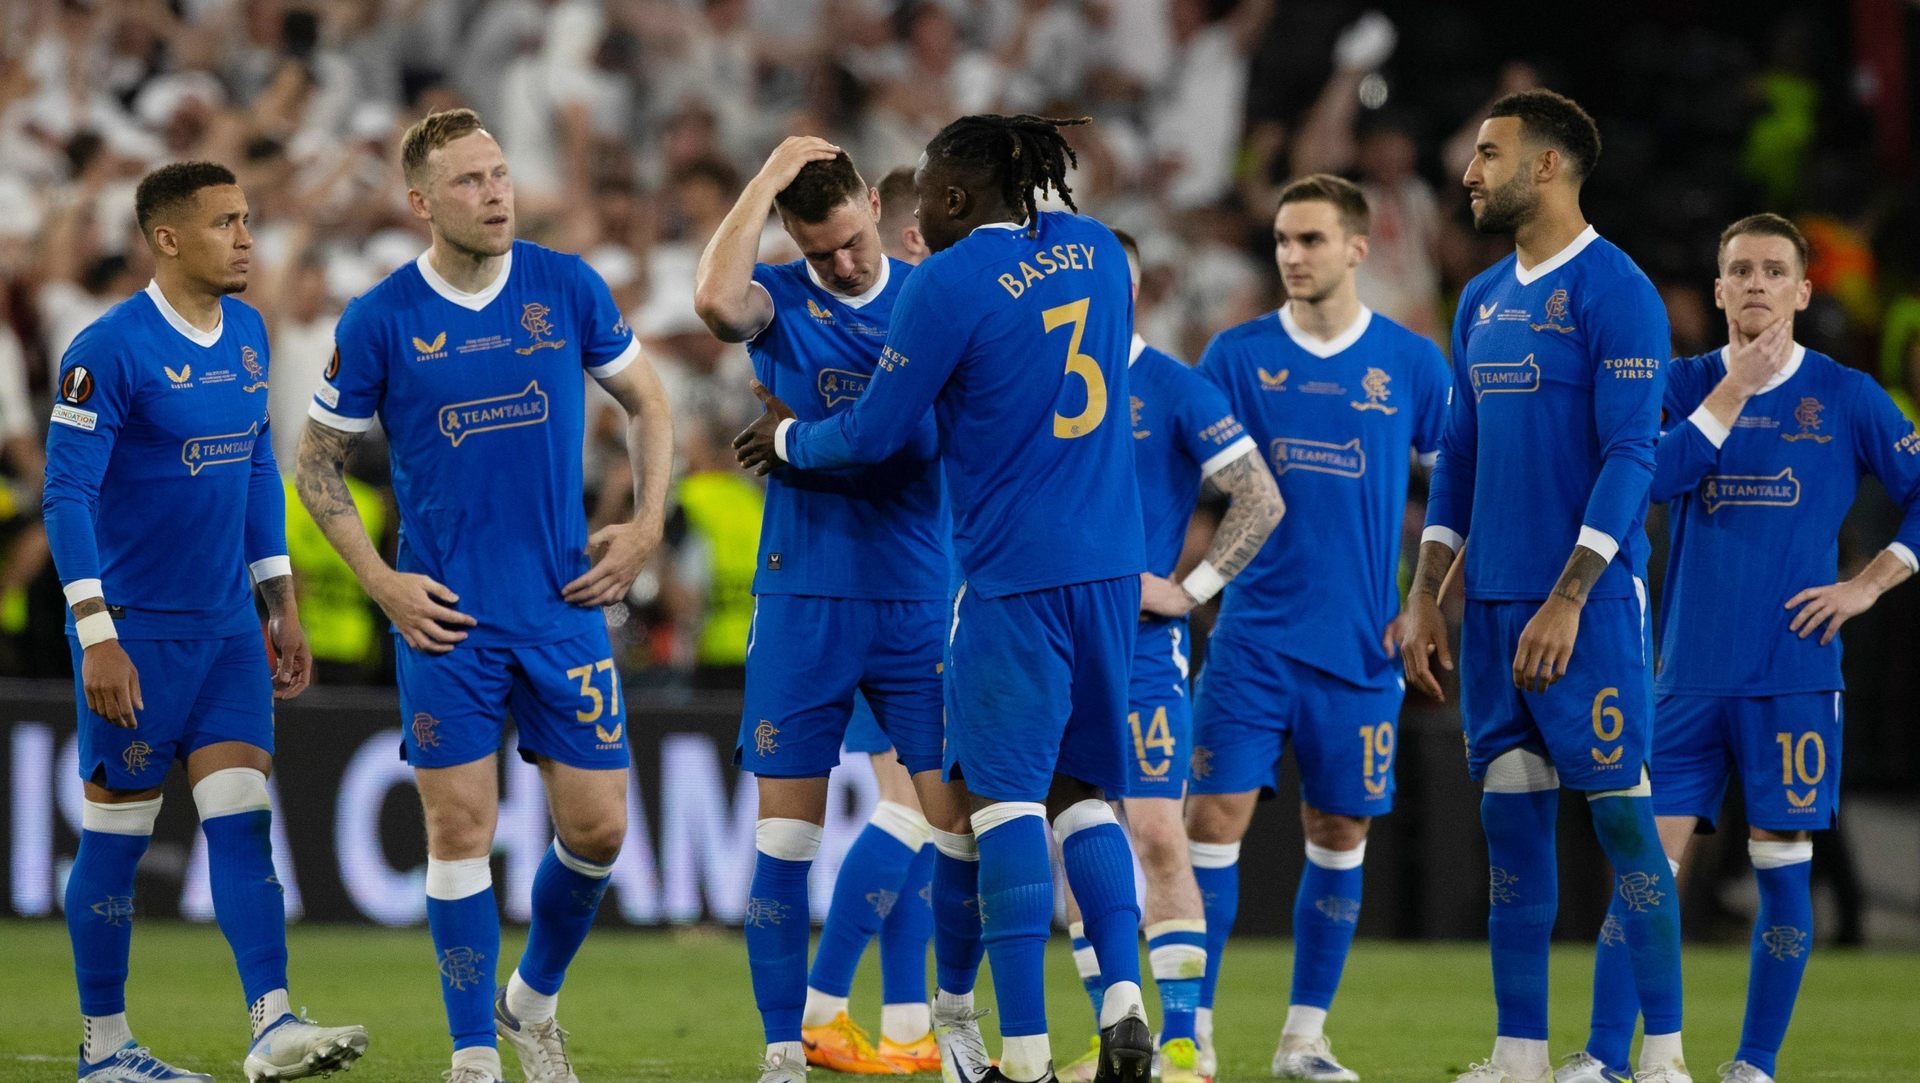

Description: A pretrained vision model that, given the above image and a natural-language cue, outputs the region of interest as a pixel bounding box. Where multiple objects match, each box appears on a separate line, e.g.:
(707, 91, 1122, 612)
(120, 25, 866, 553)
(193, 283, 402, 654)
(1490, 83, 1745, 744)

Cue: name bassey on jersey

(44, 283, 279, 639)
(311, 240, 638, 646)
(1656, 345, 1920, 695)
(748, 257, 949, 600)
(1200, 305, 1448, 687)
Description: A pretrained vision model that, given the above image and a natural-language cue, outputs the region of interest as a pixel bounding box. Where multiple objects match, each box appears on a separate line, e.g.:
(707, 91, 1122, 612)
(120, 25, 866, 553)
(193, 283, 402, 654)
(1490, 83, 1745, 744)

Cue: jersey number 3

(1044, 298, 1107, 438)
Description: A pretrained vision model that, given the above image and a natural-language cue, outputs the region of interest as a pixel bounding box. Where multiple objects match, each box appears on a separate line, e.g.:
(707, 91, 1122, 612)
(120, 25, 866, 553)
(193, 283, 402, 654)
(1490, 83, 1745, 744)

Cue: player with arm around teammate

(44, 161, 366, 1083)
(295, 109, 674, 1083)
(1565, 214, 1920, 1083)
(1397, 90, 1691, 1083)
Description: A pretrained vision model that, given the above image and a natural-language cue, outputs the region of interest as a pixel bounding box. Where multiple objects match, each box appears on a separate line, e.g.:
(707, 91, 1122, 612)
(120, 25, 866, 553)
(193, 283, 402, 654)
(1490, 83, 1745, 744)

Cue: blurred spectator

(673, 418, 762, 669)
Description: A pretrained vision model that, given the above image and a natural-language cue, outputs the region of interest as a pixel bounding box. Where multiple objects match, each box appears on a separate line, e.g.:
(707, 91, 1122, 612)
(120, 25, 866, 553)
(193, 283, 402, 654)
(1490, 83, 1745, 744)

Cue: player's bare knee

(1184, 791, 1254, 844)
(1042, 773, 1102, 819)
(558, 814, 626, 865)
(421, 797, 497, 859)
(1300, 805, 1370, 851)
(1122, 800, 1187, 869)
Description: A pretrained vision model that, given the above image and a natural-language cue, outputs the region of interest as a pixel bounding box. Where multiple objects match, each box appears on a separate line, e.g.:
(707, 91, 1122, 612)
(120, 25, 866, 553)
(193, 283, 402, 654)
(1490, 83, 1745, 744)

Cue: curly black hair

(924, 114, 1088, 237)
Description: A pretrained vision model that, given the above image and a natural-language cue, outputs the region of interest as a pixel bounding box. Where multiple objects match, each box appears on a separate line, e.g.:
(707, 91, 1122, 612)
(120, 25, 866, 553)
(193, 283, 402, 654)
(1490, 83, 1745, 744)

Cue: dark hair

(400, 107, 487, 186)
(774, 151, 868, 224)
(1719, 212, 1809, 275)
(1487, 89, 1602, 182)
(134, 160, 237, 232)
(924, 114, 1088, 236)
(1113, 228, 1141, 287)
(673, 156, 740, 198)
(1275, 173, 1371, 237)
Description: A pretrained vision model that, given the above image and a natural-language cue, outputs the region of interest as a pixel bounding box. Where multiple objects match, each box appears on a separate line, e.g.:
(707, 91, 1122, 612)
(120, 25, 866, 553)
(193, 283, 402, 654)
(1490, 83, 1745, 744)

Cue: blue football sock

(1737, 841, 1813, 1077)
(425, 857, 501, 1051)
(1588, 794, 1683, 1038)
(747, 819, 820, 1045)
(67, 800, 159, 1018)
(201, 808, 290, 1008)
(809, 811, 919, 999)
(1585, 890, 1639, 1075)
(1069, 921, 1104, 1022)
(1189, 841, 1240, 1012)
(1056, 809, 1143, 996)
(880, 843, 936, 1008)
(1146, 920, 1206, 1044)
(973, 805, 1054, 1038)
(1481, 787, 1558, 1041)
(516, 840, 613, 997)
(931, 834, 984, 996)
(1290, 842, 1365, 1013)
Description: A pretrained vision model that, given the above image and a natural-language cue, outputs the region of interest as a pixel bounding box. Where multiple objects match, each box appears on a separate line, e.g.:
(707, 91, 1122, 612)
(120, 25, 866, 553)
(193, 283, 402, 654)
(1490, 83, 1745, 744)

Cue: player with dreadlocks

(738, 114, 1152, 1083)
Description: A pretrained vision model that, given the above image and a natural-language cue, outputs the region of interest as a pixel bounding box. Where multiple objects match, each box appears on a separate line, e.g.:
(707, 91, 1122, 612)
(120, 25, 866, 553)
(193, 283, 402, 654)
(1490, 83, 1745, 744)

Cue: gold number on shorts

(1129, 707, 1174, 777)
(1591, 687, 1624, 742)
(1775, 731, 1825, 785)
(1043, 298, 1107, 438)
(566, 658, 621, 723)
(1359, 721, 1395, 795)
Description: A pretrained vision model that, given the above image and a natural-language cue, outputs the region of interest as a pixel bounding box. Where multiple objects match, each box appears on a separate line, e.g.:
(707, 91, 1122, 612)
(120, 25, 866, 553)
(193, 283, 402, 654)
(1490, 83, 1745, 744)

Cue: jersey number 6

(1044, 297, 1107, 438)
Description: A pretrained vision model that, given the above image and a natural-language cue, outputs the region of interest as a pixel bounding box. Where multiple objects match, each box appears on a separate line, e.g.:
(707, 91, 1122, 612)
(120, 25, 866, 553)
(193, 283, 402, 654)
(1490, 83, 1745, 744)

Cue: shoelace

(442, 1066, 498, 1083)
(1715, 1063, 1762, 1083)
(522, 1018, 575, 1076)
(1633, 1069, 1688, 1083)
(1454, 1061, 1507, 1082)
(935, 1007, 993, 1073)
(758, 1052, 805, 1079)
(827, 1016, 884, 1059)
(114, 1046, 183, 1081)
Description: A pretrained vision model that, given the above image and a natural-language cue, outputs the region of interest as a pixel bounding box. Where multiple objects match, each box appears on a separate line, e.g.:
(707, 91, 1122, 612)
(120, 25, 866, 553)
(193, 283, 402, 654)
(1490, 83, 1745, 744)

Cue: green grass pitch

(2, 921, 1913, 1081)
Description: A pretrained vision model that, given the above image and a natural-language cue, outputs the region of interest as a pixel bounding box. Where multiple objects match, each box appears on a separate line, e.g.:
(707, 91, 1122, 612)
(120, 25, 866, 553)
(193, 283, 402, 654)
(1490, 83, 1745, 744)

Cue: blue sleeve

(1580, 278, 1668, 548)
(786, 264, 971, 471)
(1412, 339, 1450, 454)
(574, 256, 641, 377)
(246, 341, 289, 567)
(1174, 363, 1251, 474)
(312, 301, 385, 429)
(42, 329, 129, 591)
(1851, 375, 1920, 558)
(1651, 357, 1721, 503)
(1424, 295, 1479, 540)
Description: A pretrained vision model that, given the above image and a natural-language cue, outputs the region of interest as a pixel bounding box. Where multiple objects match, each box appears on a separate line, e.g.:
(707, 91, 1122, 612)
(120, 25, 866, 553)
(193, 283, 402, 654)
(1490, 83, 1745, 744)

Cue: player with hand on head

(693, 136, 966, 1082)
(44, 160, 365, 1083)
(1178, 174, 1449, 1083)
(1567, 215, 1920, 1083)
(1397, 90, 1690, 1083)
(736, 114, 1153, 1083)
(296, 109, 674, 1083)
(1056, 228, 1283, 1083)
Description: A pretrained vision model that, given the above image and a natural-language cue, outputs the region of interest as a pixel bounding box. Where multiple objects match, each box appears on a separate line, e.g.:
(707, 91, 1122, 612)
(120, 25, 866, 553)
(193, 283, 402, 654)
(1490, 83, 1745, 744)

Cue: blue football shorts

(71, 631, 272, 791)
(1651, 691, 1842, 832)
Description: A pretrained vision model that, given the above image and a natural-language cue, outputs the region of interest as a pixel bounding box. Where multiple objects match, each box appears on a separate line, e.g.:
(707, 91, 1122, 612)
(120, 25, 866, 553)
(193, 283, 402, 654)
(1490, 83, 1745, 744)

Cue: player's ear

(1348, 233, 1369, 267)
(1535, 146, 1561, 186)
(945, 184, 969, 222)
(1712, 276, 1727, 312)
(904, 226, 928, 258)
(867, 186, 881, 221)
(148, 223, 178, 259)
(406, 186, 432, 223)
(1793, 276, 1811, 311)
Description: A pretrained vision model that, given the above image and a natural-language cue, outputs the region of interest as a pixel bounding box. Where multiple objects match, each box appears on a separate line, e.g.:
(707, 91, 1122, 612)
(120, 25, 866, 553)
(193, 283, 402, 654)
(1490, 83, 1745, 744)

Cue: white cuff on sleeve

(1687, 404, 1730, 449)
(586, 337, 642, 380)
(1421, 525, 1464, 552)
(249, 556, 292, 584)
(1886, 542, 1918, 574)
(774, 417, 796, 463)
(1576, 525, 1620, 564)
(63, 578, 104, 607)
(1198, 435, 1258, 479)
(307, 401, 375, 432)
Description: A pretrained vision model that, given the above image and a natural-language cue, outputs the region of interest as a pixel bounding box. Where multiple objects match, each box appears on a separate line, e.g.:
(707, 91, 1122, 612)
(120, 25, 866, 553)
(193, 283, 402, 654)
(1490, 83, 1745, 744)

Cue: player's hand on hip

(1398, 594, 1452, 701)
(1785, 578, 1876, 646)
(1512, 596, 1581, 693)
(1138, 573, 1196, 619)
(369, 571, 476, 655)
(733, 379, 796, 477)
(82, 641, 143, 728)
(266, 612, 314, 700)
(753, 136, 844, 193)
(565, 517, 663, 606)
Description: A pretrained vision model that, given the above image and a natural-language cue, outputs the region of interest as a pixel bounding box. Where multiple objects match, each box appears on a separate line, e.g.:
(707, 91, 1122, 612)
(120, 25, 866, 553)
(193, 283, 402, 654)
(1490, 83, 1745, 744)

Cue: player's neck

(427, 240, 506, 295)
(1512, 206, 1589, 273)
(1286, 288, 1362, 342)
(151, 270, 223, 333)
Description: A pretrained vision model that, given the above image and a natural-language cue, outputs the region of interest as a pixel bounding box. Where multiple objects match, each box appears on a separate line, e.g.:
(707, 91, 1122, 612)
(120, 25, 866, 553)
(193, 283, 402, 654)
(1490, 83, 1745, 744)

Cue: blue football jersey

(1653, 345, 1920, 695)
(1427, 228, 1669, 601)
(784, 212, 1145, 598)
(1127, 336, 1252, 576)
(44, 284, 284, 639)
(747, 257, 949, 600)
(311, 241, 638, 646)
(1200, 306, 1449, 686)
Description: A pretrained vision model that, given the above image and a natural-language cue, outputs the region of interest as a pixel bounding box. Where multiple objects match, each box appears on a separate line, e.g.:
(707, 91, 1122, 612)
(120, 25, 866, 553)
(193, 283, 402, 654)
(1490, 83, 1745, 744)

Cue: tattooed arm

(255, 573, 313, 698)
(1399, 539, 1460, 701)
(295, 419, 475, 655)
(1140, 448, 1285, 618)
(1510, 543, 1611, 693)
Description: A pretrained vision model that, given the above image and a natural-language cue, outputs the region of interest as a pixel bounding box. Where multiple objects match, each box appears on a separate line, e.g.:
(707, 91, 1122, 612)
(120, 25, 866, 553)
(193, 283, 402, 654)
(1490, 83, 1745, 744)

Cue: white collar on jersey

(1278, 302, 1373, 359)
(805, 255, 892, 310)
(416, 247, 515, 312)
(1513, 224, 1599, 286)
(1726, 341, 1808, 396)
(143, 280, 223, 348)
(1129, 332, 1148, 366)
(972, 219, 1030, 234)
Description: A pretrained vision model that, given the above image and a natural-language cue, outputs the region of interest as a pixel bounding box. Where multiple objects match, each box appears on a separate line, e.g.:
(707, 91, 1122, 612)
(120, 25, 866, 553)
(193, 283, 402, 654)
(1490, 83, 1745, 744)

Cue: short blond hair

(400, 108, 488, 187)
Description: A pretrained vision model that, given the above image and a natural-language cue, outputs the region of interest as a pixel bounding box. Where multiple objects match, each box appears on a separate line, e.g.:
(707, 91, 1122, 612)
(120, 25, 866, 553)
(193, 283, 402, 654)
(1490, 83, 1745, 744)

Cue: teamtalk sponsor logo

(1528, 288, 1576, 333)
(437, 381, 549, 447)
(1351, 367, 1398, 414)
(240, 345, 268, 392)
(1469, 355, 1541, 397)
(818, 368, 868, 408)
(1603, 356, 1659, 380)
(1782, 397, 1833, 443)
(181, 422, 259, 475)
(1270, 436, 1365, 479)
(514, 302, 566, 355)
(412, 331, 448, 361)
(1701, 468, 1800, 514)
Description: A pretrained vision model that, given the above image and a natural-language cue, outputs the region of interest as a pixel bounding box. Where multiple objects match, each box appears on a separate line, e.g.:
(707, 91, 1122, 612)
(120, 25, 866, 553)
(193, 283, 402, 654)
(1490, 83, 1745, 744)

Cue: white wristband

(1179, 560, 1226, 606)
(75, 610, 118, 648)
